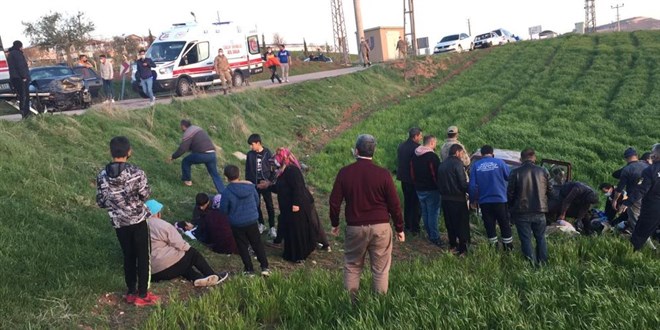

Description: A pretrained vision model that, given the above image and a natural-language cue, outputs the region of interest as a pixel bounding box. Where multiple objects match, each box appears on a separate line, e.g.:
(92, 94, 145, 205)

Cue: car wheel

(175, 77, 193, 97)
(232, 71, 244, 87)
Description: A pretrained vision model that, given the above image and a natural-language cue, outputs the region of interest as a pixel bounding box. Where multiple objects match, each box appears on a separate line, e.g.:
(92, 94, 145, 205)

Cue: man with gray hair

(621, 144, 660, 251)
(330, 134, 404, 301)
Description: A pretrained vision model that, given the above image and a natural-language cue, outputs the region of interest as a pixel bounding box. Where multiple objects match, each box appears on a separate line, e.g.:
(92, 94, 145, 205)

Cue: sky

(2, 0, 659, 54)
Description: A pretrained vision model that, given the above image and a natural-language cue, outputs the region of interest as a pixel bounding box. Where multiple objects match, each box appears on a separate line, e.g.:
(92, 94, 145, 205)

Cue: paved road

(0, 66, 365, 122)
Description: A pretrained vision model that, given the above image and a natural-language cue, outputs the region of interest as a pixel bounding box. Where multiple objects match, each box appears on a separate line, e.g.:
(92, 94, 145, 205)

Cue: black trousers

(401, 181, 421, 233)
(231, 222, 269, 272)
(115, 221, 151, 297)
(480, 203, 513, 243)
(257, 187, 275, 228)
(631, 206, 660, 251)
(442, 200, 470, 253)
(269, 66, 281, 83)
(152, 247, 215, 282)
(10, 78, 31, 118)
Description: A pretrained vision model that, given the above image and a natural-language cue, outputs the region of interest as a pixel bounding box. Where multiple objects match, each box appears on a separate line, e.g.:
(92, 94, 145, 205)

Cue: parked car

(539, 30, 558, 39)
(433, 33, 473, 54)
(492, 28, 517, 43)
(303, 54, 333, 62)
(473, 32, 501, 49)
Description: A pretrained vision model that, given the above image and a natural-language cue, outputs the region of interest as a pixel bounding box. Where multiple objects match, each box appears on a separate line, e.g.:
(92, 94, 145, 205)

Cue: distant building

(574, 16, 660, 34)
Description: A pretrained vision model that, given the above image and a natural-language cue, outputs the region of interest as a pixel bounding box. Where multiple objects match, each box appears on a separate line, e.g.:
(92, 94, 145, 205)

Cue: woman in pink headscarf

(260, 148, 329, 262)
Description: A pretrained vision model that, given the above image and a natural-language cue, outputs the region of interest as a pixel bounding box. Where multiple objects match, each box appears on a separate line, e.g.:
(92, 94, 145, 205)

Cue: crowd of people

(95, 120, 660, 307)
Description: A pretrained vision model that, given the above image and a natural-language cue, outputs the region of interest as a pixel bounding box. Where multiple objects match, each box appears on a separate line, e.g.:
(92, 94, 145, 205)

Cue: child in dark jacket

(245, 133, 276, 238)
(220, 165, 271, 276)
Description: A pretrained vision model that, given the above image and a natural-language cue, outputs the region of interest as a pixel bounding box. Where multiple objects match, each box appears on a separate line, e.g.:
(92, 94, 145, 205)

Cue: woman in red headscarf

(260, 148, 328, 262)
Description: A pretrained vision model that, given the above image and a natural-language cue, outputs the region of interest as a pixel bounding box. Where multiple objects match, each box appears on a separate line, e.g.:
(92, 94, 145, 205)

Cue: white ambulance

(142, 21, 264, 96)
(0, 47, 11, 95)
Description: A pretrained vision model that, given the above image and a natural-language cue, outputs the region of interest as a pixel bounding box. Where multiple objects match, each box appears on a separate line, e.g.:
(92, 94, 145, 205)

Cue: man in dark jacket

(622, 143, 660, 251)
(136, 49, 156, 105)
(168, 120, 225, 193)
(436, 144, 470, 255)
(397, 127, 422, 234)
(613, 147, 649, 230)
(507, 148, 552, 264)
(556, 181, 599, 235)
(7, 40, 33, 118)
(411, 135, 442, 246)
(245, 133, 275, 237)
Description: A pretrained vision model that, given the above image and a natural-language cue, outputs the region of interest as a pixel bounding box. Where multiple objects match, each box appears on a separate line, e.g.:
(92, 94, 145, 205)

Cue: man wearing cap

(396, 127, 422, 235)
(620, 144, 660, 251)
(613, 147, 649, 230)
(440, 126, 470, 167)
(330, 134, 404, 300)
(6, 40, 33, 118)
(145, 199, 229, 287)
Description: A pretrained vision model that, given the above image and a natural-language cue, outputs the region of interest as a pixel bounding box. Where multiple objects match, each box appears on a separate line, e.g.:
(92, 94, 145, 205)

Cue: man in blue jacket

(469, 145, 513, 250)
(136, 49, 156, 105)
(219, 165, 270, 277)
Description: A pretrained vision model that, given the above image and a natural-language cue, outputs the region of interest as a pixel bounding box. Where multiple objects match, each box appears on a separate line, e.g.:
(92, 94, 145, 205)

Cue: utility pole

(611, 3, 624, 32)
(403, 0, 417, 56)
(331, 0, 350, 65)
(467, 18, 472, 36)
(584, 0, 597, 33)
(353, 0, 365, 55)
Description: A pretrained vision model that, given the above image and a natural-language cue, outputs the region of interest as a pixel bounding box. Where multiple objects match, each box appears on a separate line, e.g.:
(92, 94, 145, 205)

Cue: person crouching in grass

(219, 165, 271, 277)
(145, 199, 229, 287)
(96, 136, 158, 306)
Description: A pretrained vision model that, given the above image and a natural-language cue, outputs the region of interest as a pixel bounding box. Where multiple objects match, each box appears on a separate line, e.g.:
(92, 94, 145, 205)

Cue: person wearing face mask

(135, 49, 156, 105)
(213, 48, 232, 95)
(262, 47, 282, 84)
(598, 183, 627, 225)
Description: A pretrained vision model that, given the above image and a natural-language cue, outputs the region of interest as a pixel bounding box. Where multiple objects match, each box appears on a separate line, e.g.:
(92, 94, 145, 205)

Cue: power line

(330, 0, 350, 65)
(403, 0, 417, 56)
(584, 0, 597, 33)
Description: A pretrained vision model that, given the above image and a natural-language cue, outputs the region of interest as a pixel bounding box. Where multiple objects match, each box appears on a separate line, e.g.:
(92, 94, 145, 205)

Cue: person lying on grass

(145, 199, 229, 287)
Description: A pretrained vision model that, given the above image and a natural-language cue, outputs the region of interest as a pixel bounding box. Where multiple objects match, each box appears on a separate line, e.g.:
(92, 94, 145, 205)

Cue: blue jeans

(103, 79, 113, 100)
(140, 77, 154, 100)
(416, 190, 441, 241)
(181, 152, 225, 193)
(514, 213, 547, 264)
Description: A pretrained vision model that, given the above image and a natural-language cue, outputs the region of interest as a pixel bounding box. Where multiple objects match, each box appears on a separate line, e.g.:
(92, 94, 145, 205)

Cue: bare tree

(23, 11, 95, 64)
(272, 33, 285, 46)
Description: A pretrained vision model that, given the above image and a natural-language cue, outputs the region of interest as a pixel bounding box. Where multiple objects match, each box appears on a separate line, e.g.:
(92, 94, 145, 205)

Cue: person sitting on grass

(219, 165, 271, 277)
(194, 193, 239, 255)
(145, 199, 229, 287)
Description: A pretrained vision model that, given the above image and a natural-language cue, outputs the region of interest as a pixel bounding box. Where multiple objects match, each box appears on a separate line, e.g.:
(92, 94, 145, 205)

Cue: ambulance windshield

(147, 42, 186, 62)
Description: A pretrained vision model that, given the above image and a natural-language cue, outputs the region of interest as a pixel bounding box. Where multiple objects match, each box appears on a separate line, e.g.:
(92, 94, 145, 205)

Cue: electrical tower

(403, 0, 417, 56)
(611, 3, 624, 32)
(584, 0, 597, 33)
(331, 0, 350, 65)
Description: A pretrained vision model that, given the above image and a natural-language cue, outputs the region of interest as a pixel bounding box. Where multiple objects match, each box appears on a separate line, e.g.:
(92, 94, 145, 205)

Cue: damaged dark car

(28, 66, 93, 112)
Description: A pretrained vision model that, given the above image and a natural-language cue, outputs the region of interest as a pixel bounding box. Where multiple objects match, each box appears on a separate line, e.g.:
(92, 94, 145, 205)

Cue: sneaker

(243, 271, 256, 278)
(125, 293, 137, 304)
(102, 100, 109, 104)
(133, 296, 157, 307)
(183, 181, 193, 187)
(269, 227, 277, 239)
(258, 223, 266, 234)
(261, 268, 272, 277)
(285, 79, 289, 83)
(145, 292, 160, 302)
(194, 274, 219, 287)
(111, 99, 115, 103)
(217, 271, 230, 283)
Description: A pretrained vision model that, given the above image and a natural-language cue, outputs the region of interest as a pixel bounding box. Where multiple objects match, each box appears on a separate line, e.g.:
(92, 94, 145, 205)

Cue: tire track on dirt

(604, 33, 639, 119)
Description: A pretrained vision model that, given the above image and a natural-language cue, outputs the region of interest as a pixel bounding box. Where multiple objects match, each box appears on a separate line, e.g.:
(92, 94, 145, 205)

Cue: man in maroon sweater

(330, 134, 405, 299)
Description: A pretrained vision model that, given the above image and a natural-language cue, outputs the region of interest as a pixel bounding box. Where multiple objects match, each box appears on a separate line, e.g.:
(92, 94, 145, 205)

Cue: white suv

(0, 49, 11, 94)
(433, 33, 473, 54)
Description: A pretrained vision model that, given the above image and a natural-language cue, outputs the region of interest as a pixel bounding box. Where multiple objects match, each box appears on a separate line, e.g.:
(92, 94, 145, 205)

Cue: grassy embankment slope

(0, 51, 473, 328)
(148, 32, 660, 329)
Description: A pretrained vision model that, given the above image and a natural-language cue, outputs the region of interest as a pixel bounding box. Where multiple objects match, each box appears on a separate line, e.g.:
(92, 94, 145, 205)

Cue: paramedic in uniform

(214, 48, 232, 94)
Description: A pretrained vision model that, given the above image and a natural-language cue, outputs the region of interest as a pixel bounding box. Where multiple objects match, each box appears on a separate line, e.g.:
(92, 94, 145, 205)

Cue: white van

(142, 21, 264, 96)
(0, 48, 11, 94)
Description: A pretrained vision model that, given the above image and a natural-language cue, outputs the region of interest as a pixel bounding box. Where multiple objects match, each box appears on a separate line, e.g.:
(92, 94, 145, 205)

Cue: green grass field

(1, 31, 659, 329)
